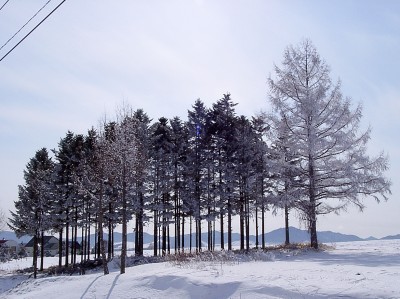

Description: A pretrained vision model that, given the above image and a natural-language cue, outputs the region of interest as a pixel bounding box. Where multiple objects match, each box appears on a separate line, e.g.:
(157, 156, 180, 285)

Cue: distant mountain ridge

(380, 234, 400, 240)
(1, 227, 397, 245)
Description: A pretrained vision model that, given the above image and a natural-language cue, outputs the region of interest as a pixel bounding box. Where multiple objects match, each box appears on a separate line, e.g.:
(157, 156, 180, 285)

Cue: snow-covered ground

(1, 239, 399, 299)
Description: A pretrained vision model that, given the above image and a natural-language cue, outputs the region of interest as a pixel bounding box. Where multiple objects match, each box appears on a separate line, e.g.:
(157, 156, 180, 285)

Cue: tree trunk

(227, 196, 232, 251)
(220, 211, 224, 250)
(58, 229, 63, 267)
(208, 217, 212, 251)
(309, 155, 318, 249)
(255, 207, 259, 249)
(71, 222, 74, 264)
(189, 215, 192, 253)
(245, 196, 250, 252)
(213, 219, 216, 252)
(83, 221, 87, 262)
(96, 223, 100, 259)
(261, 205, 265, 249)
(108, 215, 113, 261)
(87, 216, 91, 259)
(33, 234, 38, 279)
(98, 221, 109, 275)
(75, 208, 78, 263)
(135, 216, 139, 256)
(111, 227, 114, 258)
(93, 218, 98, 259)
(240, 201, 244, 251)
(310, 214, 318, 249)
(65, 210, 69, 267)
(162, 218, 166, 256)
(138, 194, 144, 256)
(81, 226, 84, 263)
(40, 231, 44, 271)
(158, 225, 161, 256)
(174, 166, 180, 254)
(121, 178, 127, 274)
(197, 219, 201, 253)
(175, 207, 180, 253)
(167, 224, 171, 255)
(219, 162, 224, 250)
(181, 215, 185, 252)
(153, 210, 158, 256)
(285, 204, 290, 245)
(99, 183, 109, 275)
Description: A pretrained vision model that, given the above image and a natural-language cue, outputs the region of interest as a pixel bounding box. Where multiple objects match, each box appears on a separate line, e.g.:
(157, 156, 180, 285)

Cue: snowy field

(1, 239, 399, 299)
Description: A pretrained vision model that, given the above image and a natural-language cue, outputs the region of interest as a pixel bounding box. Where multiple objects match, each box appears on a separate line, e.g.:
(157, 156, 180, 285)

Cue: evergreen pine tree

(186, 99, 210, 252)
(9, 148, 53, 278)
(210, 94, 238, 251)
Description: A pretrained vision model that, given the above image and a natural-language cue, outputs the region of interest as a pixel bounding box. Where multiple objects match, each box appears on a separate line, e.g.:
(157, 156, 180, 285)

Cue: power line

(0, 0, 67, 62)
(0, 0, 10, 12)
(0, 0, 53, 52)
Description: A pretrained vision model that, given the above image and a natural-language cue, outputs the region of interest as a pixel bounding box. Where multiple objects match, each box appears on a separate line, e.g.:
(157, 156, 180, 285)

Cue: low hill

(381, 234, 400, 240)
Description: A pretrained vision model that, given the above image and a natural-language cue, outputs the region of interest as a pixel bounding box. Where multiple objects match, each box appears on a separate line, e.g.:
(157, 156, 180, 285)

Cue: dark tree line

(9, 40, 390, 277)
(10, 97, 280, 275)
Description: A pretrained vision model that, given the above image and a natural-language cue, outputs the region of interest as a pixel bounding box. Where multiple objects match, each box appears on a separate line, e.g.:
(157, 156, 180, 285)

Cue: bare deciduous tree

(268, 39, 391, 249)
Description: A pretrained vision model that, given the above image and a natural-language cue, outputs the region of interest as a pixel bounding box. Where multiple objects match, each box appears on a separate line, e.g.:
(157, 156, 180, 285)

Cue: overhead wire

(0, 0, 10, 12)
(0, 0, 67, 62)
(0, 0, 53, 52)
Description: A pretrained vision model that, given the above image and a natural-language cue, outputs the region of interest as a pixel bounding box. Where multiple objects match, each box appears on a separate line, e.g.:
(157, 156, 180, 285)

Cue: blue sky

(0, 0, 399, 238)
